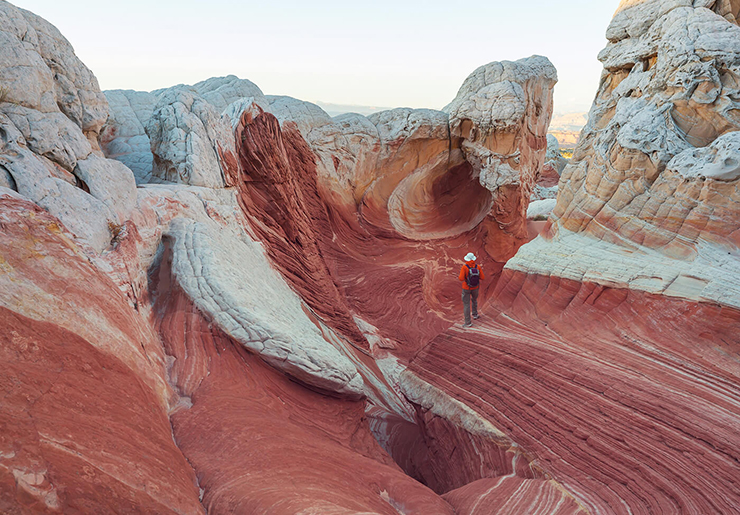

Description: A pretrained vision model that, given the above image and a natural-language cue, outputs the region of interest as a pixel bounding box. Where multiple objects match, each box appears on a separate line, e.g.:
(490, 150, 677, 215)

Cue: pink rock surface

(443, 477, 586, 515)
(0, 197, 203, 514)
(151, 262, 455, 514)
(409, 269, 740, 514)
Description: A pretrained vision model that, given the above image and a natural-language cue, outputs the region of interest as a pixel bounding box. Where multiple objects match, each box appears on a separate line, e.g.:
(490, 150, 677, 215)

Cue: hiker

(459, 252, 484, 328)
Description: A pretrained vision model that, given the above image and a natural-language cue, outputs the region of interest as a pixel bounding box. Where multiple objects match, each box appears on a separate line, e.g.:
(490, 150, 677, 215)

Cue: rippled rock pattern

(0, 193, 204, 514)
(2, 0, 740, 513)
(443, 1, 740, 512)
(410, 269, 740, 513)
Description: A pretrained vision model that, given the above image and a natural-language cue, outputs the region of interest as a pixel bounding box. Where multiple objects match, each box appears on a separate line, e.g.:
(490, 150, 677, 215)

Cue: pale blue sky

(15, 0, 619, 113)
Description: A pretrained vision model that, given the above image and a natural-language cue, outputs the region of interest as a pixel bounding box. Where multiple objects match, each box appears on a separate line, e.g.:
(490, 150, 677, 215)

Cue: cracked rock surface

(165, 218, 364, 398)
(510, 0, 740, 309)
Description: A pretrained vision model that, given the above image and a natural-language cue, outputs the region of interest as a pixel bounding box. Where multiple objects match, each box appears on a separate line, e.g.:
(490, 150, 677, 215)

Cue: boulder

(145, 86, 235, 188)
(100, 89, 157, 183)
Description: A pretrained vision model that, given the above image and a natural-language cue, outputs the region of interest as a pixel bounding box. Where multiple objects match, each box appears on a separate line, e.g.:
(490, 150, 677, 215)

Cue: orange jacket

(459, 261, 484, 290)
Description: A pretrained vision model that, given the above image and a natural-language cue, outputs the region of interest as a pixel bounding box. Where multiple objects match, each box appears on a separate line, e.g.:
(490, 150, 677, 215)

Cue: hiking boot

(473, 314, 480, 320)
(462, 322, 473, 328)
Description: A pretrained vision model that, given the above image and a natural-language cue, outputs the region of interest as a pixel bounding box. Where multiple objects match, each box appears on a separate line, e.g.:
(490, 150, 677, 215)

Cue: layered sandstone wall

(404, 1, 740, 514)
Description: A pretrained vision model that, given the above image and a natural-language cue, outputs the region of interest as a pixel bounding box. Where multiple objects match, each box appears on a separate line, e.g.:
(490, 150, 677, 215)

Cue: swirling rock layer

(5, 0, 740, 513)
(153, 272, 455, 514)
(0, 195, 203, 514)
(443, 477, 586, 515)
(163, 217, 364, 398)
(410, 269, 740, 514)
(229, 76, 557, 358)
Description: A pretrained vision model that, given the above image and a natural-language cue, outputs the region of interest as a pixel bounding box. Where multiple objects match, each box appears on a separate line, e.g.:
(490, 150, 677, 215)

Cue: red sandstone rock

(0, 198, 203, 514)
(409, 269, 740, 514)
(231, 105, 527, 360)
(232, 105, 372, 351)
(152, 265, 455, 514)
(443, 477, 586, 514)
(6, 2, 739, 514)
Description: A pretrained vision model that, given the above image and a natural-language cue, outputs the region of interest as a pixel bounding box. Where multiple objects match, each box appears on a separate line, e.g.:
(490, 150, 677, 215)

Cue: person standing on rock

(459, 252, 484, 328)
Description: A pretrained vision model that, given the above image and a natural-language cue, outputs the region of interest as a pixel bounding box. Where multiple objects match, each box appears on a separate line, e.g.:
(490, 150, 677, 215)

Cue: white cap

(464, 253, 477, 261)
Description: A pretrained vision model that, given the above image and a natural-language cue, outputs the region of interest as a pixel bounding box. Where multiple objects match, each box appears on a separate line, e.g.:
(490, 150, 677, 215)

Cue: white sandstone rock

(0, 184, 28, 200)
(667, 130, 740, 180)
(146, 86, 234, 188)
(165, 218, 365, 398)
(507, 227, 740, 308)
(2, 104, 92, 171)
(445, 56, 557, 199)
(0, 0, 143, 254)
(369, 108, 450, 144)
(0, 166, 15, 190)
(102, 78, 262, 185)
(265, 95, 335, 138)
(74, 153, 137, 223)
(194, 75, 266, 113)
(101, 89, 157, 184)
(512, 0, 740, 308)
(0, 2, 108, 138)
(545, 134, 568, 174)
(0, 112, 115, 253)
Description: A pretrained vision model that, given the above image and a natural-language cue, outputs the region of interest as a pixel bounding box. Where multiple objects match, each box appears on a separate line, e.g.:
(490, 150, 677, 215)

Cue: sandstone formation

(164, 217, 363, 397)
(512, 0, 740, 307)
(145, 86, 236, 188)
(409, 269, 740, 514)
(153, 276, 455, 515)
(3, 0, 740, 514)
(0, 192, 205, 514)
(1, 0, 563, 510)
(406, 1, 740, 513)
(545, 134, 567, 172)
(100, 89, 157, 183)
(443, 477, 587, 515)
(445, 56, 557, 234)
(0, 1, 137, 253)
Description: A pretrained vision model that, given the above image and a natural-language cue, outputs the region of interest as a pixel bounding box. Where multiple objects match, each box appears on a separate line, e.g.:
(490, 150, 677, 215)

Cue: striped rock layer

(2, 0, 740, 513)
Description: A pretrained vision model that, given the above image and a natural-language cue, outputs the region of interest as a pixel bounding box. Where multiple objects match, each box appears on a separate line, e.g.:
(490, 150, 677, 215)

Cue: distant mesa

(549, 111, 587, 149)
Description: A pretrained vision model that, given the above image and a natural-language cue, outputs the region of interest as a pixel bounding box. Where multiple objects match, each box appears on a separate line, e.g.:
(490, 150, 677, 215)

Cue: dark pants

(462, 288, 479, 325)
